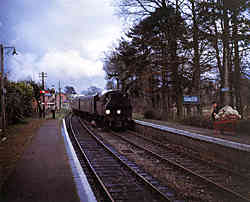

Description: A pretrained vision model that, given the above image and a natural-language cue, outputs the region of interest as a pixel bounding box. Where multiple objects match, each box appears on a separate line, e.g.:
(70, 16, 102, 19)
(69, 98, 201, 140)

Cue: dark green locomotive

(71, 89, 133, 129)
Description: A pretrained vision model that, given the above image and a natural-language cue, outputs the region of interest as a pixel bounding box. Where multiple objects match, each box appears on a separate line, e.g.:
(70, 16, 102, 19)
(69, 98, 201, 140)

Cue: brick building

(39, 93, 68, 111)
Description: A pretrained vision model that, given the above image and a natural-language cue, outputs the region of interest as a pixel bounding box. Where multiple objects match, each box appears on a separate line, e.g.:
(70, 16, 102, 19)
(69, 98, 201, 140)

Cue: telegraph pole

(59, 80, 61, 110)
(0, 45, 6, 133)
(39, 72, 47, 118)
(0, 44, 17, 134)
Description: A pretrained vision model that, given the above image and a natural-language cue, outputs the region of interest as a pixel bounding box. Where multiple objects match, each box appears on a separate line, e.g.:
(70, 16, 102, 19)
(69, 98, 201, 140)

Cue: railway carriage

(71, 89, 133, 129)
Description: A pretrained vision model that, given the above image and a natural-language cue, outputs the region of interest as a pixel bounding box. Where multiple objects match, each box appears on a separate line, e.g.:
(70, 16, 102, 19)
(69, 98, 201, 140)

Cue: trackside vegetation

(104, 0, 250, 121)
(0, 80, 42, 125)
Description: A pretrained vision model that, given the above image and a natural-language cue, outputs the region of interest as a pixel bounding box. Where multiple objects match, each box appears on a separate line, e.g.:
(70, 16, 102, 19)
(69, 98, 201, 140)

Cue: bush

(236, 120, 250, 135)
(5, 81, 34, 124)
(180, 117, 250, 135)
(144, 110, 155, 119)
(180, 116, 213, 129)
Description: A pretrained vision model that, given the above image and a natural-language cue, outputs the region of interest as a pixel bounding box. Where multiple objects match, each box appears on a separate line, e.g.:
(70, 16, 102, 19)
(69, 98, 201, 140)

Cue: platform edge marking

(62, 119, 97, 202)
(135, 120, 250, 152)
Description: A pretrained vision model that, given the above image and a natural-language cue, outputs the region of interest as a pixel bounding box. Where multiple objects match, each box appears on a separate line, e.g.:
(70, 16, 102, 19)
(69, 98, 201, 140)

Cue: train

(70, 89, 133, 129)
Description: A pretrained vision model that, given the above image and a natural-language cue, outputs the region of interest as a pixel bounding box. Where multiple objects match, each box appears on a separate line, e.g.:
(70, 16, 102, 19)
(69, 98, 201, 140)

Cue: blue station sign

(183, 96, 200, 104)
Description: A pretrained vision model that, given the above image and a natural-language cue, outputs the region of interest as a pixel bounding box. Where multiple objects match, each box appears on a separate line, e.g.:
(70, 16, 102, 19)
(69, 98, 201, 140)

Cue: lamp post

(0, 44, 17, 134)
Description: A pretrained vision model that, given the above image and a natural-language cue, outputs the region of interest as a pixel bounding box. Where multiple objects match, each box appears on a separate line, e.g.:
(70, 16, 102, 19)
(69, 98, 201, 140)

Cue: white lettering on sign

(183, 96, 199, 103)
(221, 88, 229, 92)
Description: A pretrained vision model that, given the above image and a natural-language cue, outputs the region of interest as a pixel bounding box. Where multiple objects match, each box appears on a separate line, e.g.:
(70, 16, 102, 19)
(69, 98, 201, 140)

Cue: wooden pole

(0, 44, 6, 134)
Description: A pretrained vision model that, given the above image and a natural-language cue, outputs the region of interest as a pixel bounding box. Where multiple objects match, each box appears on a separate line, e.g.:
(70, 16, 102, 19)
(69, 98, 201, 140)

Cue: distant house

(39, 93, 68, 110)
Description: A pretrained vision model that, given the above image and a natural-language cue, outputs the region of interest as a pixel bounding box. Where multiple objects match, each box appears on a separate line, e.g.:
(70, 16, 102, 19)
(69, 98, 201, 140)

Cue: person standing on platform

(51, 104, 56, 119)
(211, 101, 220, 121)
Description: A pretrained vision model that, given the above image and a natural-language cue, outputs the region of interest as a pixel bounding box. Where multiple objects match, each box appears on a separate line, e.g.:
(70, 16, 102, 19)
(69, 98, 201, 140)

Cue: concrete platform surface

(135, 120, 250, 170)
(0, 120, 80, 202)
(135, 119, 250, 146)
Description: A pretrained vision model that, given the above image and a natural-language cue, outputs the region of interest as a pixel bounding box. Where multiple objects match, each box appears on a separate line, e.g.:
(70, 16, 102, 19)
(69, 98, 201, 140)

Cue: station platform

(135, 119, 250, 146)
(0, 119, 96, 202)
(135, 119, 250, 172)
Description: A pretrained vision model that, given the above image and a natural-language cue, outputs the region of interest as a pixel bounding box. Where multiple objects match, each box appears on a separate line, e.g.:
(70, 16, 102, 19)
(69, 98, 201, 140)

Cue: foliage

(105, 0, 250, 120)
(81, 86, 102, 95)
(0, 79, 43, 125)
(143, 110, 155, 119)
(236, 120, 250, 135)
(64, 86, 77, 94)
(179, 116, 250, 135)
(5, 81, 34, 124)
(180, 116, 213, 129)
(27, 80, 43, 116)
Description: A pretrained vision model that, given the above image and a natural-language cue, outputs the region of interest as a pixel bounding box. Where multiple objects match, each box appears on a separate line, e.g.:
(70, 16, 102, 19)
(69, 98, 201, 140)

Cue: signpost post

(183, 95, 200, 118)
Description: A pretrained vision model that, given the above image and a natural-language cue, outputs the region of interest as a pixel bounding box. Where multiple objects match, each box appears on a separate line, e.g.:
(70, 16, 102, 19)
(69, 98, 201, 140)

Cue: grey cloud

(4, 0, 122, 92)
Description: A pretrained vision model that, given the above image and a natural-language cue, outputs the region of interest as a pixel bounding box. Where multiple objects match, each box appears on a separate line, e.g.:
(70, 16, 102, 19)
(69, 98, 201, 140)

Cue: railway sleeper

(105, 183, 140, 188)
(96, 172, 125, 177)
(108, 185, 142, 192)
(94, 165, 123, 170)
(235, 188, 250, 196)
(193, 169, 219, 174)
(229, 183, 250, 189)
(178, 159, 194, 165)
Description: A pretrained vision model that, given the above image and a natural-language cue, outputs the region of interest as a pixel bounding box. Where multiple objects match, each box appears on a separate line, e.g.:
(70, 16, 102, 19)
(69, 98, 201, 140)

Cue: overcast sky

(0, 0, 123, 93)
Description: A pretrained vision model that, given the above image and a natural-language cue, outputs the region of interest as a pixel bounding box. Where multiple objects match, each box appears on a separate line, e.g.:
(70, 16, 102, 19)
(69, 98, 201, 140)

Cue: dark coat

(211, 106, 220, 121)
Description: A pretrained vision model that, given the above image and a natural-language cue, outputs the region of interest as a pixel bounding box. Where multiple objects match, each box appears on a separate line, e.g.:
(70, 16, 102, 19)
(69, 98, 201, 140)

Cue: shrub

(236, 120, 250, 135)
(143, 110, 155, 119)
(5, 81, 34, 124)
(180, 116, 213, 129)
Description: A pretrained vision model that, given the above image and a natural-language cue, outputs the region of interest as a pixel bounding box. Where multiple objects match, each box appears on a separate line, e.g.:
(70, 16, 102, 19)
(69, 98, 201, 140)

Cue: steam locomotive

(71, 89, 133, 129)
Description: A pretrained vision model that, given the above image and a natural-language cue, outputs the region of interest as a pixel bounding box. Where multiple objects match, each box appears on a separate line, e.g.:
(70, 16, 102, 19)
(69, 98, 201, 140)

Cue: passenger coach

(71, 89, 133, 129)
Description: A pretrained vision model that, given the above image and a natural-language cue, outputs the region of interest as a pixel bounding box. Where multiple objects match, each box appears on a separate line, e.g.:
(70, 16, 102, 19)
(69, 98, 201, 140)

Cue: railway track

(66, 114, 186, 201)
(65, 115, 106, 201)
(108, 129, 250, 202)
